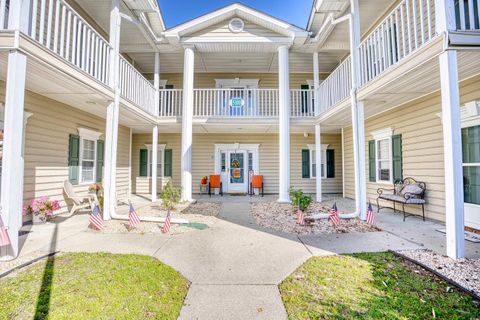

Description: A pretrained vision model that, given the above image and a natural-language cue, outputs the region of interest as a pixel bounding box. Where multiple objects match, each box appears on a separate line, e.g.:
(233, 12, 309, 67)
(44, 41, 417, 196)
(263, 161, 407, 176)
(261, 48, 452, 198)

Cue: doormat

(229, 193, 247, 196)
(436, 229, 480, 243)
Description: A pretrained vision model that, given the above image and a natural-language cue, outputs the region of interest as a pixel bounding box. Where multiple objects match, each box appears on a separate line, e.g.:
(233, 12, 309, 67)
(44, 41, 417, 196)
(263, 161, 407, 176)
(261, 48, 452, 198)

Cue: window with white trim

(78, 128, 102, 184)
(371, 128, 393, 183)
(308, 144, 329, 179)
(145, 144, 166, 177)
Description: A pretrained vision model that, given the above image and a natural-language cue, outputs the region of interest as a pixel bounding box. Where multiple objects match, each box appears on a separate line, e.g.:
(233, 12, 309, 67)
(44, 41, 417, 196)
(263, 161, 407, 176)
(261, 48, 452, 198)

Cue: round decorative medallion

(229, 18, 244, 33)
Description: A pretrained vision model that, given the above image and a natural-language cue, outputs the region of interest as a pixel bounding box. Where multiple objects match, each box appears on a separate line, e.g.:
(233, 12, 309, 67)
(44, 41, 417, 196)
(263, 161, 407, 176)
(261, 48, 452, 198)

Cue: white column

(181, 46, 194, 202)
(439, 50, 465, 259)
(151, 52, 160, 202)
(151, 126, 158, 202)
(278, 45, 290, 203)
(103, 0, 121, 220)
(313, 52, 320, 116)
(315, 124, 322, 202)
(0, 51, 27, 259)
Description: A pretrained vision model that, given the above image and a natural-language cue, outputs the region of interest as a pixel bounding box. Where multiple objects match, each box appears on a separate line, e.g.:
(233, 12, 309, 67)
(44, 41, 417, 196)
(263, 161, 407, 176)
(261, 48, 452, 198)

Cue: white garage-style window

(371, 128, 393, 183)
(307, 144, 329, 179)
(78, 128, 102, 184)
(145, 144, 166, 177)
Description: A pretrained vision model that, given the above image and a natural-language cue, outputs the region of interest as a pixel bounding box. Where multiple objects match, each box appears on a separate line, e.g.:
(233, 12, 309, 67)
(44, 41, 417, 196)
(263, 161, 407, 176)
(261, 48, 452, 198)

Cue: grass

(0, 252, 189, 320)
(279, 252, 480, 320)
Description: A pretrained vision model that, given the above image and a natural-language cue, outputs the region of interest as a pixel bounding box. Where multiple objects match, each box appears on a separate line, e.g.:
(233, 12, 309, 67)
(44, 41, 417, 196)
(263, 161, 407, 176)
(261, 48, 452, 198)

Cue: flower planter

(32, 214, 49, 225)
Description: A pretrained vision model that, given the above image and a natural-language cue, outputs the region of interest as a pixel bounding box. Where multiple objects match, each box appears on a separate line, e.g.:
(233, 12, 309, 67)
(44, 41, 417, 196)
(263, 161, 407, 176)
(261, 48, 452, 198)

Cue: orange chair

(208, 175, 223, 197)
(250, 175, 264, 197)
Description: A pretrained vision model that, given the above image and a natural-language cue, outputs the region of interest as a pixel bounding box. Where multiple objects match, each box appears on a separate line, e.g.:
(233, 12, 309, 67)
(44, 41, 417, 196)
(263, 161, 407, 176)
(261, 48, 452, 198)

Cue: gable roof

(164, 3, 309, 44)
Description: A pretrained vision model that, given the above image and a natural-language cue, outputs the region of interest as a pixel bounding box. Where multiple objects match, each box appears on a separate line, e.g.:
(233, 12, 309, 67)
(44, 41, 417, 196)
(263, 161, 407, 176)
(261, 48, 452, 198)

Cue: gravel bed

(398, 249, 480, 297)
(251, 201, 379, 235)
(89, 202, 222, 234)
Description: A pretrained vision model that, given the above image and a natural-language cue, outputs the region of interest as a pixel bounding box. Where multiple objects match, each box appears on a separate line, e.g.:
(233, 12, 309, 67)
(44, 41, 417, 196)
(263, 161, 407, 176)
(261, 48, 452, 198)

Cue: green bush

(160, 181, 181, 210)
(289, 188, 312, 211)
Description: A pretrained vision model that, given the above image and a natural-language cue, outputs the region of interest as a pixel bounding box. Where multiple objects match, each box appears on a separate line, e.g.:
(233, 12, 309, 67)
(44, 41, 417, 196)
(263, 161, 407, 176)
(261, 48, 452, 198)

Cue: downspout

(311, 2, 363, 220)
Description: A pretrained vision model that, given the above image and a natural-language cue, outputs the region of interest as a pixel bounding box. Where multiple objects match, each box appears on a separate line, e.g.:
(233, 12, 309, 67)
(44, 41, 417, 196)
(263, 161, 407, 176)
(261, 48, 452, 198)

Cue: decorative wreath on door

(231, 159, 241, 168)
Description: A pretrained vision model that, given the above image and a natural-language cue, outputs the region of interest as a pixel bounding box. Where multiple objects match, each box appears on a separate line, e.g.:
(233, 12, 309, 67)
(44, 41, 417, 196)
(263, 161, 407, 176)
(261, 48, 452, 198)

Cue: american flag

(128, 202, 141, 228)
(0, 211, 10, 247)
(297, 208, 305, 226)
(162, 209, 171, 233)
(89, 205, 104, 230)
(329, 202, 340, 227)
(366, 201, 375, 225)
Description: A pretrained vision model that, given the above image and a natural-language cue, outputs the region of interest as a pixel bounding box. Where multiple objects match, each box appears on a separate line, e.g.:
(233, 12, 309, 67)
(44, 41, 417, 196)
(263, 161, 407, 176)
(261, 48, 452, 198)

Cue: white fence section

(159, 89, 183, 117)
(290, 89, 315, 117)
(119, 57, 156, 115)
(456, 0, 480, 30)
(318, 57, 352, 113)
(27, 0, 112, 85)
(358, 0, 436, 86)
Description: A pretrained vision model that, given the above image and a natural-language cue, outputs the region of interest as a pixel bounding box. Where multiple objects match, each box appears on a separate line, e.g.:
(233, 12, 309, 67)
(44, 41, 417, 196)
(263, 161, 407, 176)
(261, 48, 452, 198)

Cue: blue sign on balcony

(230, 97, 244, 108)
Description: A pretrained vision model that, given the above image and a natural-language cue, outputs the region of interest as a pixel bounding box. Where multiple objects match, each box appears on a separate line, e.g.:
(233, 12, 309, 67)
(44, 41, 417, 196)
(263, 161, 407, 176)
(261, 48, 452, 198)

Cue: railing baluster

(46, 0, 53, 48)
(59, 4, 66, 57)
(65, 10, 71, 60)
(31, 0, 38, 38)
(459, 0, 466, 29)
(53, 0, 60, 53)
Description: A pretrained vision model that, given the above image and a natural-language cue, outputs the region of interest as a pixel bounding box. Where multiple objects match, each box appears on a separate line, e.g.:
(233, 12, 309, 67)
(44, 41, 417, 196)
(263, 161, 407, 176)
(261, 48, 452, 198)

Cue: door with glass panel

(462, 125, 480, 229)
(228, 151, 247, 193)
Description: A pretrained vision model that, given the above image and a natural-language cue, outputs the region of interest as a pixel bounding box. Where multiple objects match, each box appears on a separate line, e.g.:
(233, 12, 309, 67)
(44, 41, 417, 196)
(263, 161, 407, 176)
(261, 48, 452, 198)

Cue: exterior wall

(0, 83, 130, 216)
(344, 76, 480, 221)
(150, 73, 329, 89)
(189, 18, 283, 39)
(131, 132, 342, 195)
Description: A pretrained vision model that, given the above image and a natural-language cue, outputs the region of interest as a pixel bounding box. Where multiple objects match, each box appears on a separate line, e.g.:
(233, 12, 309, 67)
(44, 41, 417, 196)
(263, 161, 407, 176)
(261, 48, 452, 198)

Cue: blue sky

(158, 0, 313, 29)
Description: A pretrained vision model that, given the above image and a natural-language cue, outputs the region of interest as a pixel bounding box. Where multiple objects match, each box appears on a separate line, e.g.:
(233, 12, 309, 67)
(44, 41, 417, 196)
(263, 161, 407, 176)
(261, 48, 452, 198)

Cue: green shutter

(368, 140, 376, 182)
(139, 149, 148, 177)
(326, 149, 335, 178)
(164, 149, 172, 177)
(392, 134, 403, 183)
(68, 134, 80, 185)
(301, 149, 310, 178)
(96, 140, 104, 182)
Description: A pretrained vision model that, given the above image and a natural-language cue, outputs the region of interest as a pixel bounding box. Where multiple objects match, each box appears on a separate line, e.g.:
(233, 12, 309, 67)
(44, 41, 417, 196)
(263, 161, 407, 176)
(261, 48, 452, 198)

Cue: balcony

(159, 88, 316, 119)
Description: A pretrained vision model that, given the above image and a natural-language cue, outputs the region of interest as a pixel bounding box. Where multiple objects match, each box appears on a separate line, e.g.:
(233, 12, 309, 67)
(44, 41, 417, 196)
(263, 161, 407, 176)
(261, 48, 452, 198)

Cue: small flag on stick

(0, 211, 11, 247)
(89, 205, 104, 231)
(297, 208, 305, 226)
(329, 202, 340, 227)
(366, 201, 375, 225)
(162, 209, 172, 233)
(128, 201, 141, 229)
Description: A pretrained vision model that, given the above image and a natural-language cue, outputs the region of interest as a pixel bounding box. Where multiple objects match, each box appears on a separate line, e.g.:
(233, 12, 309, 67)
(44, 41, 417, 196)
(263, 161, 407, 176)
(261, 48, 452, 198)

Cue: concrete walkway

(6, 197, 479, 319)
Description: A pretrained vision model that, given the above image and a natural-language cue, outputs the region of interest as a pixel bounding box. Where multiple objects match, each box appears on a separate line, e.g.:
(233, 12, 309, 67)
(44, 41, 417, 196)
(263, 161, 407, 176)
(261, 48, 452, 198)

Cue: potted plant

(23, 196, 61, 224)
(200, 176, 208, 185)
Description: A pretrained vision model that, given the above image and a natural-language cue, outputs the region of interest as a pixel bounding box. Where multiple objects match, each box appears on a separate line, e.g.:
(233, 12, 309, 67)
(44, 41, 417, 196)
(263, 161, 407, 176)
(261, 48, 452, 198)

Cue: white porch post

(313, 52, 322, 202)
(278, 45, 290, 202)
(103, 0, 121, 220)
(0, 51, 27, 259)
(349, 0, 367, 219)
(151, 52, 160, 202)
(181, 46, 194, 202)
(315, 124, 322, 202)
(436, 0, 465, 259)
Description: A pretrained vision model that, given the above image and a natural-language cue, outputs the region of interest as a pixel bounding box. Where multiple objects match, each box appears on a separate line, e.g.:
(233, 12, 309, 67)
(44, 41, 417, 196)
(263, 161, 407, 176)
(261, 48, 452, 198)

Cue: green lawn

(280, 252, 480, 320)
(0, 252, 189, 320)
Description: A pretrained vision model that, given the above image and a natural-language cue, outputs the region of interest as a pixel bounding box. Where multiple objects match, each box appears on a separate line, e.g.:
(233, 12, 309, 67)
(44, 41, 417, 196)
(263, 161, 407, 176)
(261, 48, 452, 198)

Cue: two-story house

(0, 0, 478, 260)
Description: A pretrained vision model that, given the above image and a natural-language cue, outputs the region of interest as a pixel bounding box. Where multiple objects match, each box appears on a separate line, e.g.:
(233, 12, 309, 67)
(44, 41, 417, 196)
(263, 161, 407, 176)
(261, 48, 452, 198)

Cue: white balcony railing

(159, 89, 316, 118)
(456, 0, 480, 30)
(359, 0, 436, 86)
(318, 56, 352, 113)
(119, 57, 156, 115)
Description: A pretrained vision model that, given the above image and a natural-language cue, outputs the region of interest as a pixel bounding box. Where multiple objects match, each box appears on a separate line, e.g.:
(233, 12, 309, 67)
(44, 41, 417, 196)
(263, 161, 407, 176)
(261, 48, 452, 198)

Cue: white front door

(462, 125, 480, 229)
(227, 151, 247, 193)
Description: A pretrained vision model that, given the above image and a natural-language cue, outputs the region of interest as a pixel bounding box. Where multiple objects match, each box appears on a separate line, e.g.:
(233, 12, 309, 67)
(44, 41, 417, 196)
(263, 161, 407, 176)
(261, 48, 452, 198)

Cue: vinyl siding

(343, 77, 480, 222)
(188, 18, 283, 39)
(131, 133, 342, 195)
(0, 83, 130, 216)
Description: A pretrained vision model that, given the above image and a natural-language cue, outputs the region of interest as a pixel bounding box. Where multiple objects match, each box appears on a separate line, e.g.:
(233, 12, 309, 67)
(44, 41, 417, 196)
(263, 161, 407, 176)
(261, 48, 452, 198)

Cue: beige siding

(344, 76, 480, 221)
(131, 133, 342, 195)
(188, 19, 283, 39)
(150, 73, 328, 89)
(0, 83, 130, 216)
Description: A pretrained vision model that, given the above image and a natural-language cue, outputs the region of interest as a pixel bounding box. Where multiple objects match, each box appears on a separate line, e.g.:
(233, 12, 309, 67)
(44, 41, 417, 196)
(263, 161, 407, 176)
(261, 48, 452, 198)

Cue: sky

(158, 0, 313, 29)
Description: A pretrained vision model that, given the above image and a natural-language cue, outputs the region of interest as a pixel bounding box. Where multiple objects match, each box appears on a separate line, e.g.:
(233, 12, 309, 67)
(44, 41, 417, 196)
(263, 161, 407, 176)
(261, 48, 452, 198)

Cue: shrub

(160, 181, 181, 210)
(289, 188, 312, 211)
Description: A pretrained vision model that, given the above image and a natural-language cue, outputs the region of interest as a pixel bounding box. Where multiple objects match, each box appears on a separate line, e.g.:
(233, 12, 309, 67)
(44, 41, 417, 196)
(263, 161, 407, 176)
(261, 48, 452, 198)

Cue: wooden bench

(376, 177, 426, 221)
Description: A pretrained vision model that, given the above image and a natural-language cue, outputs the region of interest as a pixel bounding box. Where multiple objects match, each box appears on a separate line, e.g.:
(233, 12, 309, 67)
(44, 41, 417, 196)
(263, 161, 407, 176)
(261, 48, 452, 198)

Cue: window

(304, 144, 332, 179)
(369, 128, 403, 184)
(248, 152, 253, 171)
(145, 144, 166, 177)
(462, 125, 480, 205)
(77, 128, 102, 184)
(376, 138, 392, 183)
(221, 152, 226, 172)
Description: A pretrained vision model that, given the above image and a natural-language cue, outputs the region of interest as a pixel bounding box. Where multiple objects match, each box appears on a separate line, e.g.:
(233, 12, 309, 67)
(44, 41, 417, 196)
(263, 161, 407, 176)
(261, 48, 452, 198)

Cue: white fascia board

(181, 36, 294, 44)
